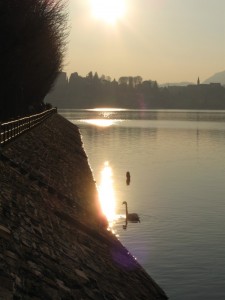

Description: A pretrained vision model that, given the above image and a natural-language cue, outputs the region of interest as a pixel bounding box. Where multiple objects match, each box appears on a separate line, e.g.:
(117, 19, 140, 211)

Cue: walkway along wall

(0, 113, 168, 300)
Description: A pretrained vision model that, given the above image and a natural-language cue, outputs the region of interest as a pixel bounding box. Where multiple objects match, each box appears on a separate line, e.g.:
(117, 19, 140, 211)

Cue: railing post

(0, 123, 2, 145)
(4, 125, 6, 144)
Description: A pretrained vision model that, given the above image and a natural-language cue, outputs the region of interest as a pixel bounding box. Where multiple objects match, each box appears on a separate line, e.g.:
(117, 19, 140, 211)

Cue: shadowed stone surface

(0, 114, 168, 299)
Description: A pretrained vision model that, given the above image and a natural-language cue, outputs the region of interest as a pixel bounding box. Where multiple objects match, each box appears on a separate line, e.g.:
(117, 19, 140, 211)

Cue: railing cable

(0, 108, 57, 146)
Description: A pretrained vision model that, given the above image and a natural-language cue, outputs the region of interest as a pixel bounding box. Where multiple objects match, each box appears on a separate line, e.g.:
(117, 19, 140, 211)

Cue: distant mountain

(203, 70, 225, 85)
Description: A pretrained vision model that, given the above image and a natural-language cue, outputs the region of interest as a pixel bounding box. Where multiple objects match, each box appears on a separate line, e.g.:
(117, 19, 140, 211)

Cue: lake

(59, 109, 225, 300)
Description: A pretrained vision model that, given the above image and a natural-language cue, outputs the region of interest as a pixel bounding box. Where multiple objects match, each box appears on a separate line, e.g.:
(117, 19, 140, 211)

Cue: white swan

(122, 201, 140, 223)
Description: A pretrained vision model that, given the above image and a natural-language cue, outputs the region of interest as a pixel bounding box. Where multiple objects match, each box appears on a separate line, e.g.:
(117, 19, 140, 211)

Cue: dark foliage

(0, 0, 68, 120)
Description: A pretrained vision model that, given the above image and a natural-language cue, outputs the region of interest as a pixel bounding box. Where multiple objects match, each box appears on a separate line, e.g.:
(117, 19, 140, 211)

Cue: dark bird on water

(122, 201, 140, 223)
(126, 171, 131, 185)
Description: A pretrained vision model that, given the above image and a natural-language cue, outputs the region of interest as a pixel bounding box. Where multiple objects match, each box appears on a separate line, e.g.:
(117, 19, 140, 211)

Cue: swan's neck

(125, 203, 128, 217)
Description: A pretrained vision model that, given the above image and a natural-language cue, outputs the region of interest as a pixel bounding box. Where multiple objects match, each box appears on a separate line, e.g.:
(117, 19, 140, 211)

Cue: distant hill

(160, 82, 193, 87)
(204, 70, 225, 85)
(160, 70, 225, 86)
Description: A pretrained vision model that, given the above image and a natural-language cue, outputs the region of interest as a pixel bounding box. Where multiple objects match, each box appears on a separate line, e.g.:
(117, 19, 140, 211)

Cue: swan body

(122, 201, 140, 223)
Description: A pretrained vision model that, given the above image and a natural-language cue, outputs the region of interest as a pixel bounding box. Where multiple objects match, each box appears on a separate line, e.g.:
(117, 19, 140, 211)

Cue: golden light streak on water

(98, 161, 116, 227)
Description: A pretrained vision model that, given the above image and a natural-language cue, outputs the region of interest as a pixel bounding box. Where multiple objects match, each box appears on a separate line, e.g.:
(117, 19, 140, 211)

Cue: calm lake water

(59, 109, 225, 300)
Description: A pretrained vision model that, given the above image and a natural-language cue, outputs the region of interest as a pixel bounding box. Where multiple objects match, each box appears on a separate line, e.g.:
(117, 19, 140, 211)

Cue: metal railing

(0, 108, 57, 146)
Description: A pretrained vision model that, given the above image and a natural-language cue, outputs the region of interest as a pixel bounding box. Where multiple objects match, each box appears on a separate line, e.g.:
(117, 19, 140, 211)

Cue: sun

(90, 0, 126, 25)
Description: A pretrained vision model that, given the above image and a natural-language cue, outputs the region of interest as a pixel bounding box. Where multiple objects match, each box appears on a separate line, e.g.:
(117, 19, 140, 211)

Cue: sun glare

(98, 162, 116, 224)
(90, 0, 126, 24)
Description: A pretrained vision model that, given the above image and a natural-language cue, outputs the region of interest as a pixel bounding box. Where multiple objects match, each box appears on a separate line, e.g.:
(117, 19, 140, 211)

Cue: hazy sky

(65, 0, 225, 84)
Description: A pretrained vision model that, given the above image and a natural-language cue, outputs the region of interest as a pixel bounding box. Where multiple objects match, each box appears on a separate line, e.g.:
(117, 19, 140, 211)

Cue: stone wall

(0, 114, 168, 299)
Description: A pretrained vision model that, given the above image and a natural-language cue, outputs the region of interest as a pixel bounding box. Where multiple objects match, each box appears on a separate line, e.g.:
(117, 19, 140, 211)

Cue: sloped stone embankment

(0, 113, 168, 299)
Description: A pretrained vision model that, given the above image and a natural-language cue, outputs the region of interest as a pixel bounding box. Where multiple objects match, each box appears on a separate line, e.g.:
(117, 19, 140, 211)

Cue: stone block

(0, 275, 13, 292)
(0, 289, 13, 300)
(0, 225, 11, 240)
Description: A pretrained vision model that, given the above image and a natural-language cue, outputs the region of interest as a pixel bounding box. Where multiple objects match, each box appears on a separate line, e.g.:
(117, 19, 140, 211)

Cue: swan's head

(122, 201, 127, 205)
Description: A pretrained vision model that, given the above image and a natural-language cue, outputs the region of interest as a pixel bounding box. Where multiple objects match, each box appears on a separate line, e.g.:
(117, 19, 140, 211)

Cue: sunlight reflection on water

(97, 161, 126, 233)
(98, 161, 116, 225)
(82, 119, 123, 127)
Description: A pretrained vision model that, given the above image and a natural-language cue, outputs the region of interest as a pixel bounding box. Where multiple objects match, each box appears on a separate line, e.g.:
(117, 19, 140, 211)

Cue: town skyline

(58, 69, 225, 87)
